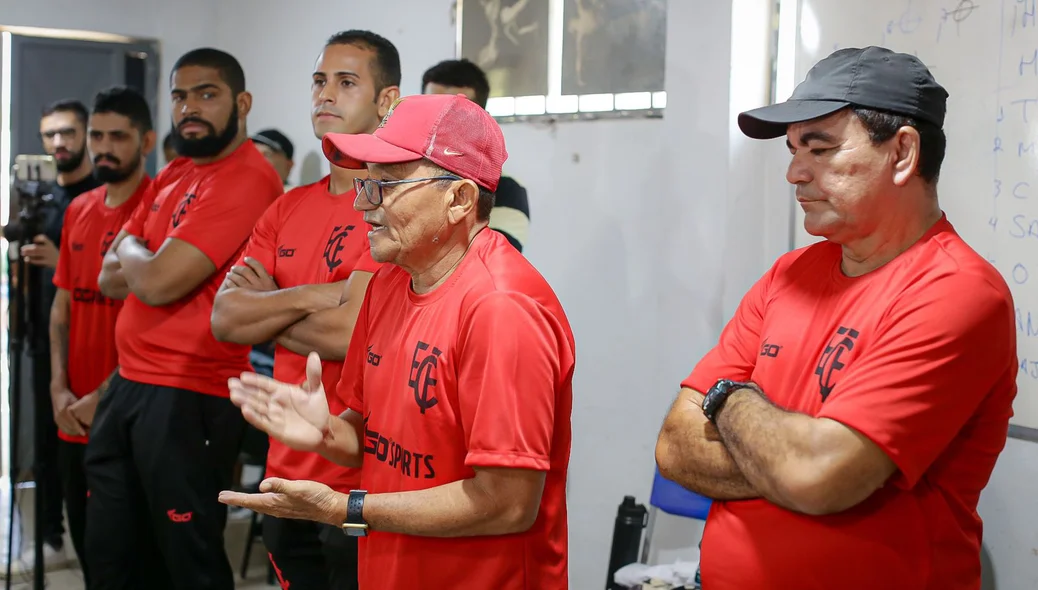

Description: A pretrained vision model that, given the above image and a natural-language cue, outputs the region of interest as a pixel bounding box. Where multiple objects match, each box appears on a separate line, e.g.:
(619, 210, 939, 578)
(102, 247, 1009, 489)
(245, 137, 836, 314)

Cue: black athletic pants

(83, 375, 245, 590)
(57, 440, 89, 585)
(264, 516, 359, 590)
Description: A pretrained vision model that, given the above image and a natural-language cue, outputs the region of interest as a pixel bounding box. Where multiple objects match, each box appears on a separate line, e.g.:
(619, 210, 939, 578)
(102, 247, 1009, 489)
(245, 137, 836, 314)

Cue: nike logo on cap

(443, 147, 464, 156)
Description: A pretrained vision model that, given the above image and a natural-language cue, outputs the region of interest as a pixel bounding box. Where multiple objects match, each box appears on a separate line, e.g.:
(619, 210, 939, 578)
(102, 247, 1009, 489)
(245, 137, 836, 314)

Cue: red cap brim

(322, 133, 423, 170)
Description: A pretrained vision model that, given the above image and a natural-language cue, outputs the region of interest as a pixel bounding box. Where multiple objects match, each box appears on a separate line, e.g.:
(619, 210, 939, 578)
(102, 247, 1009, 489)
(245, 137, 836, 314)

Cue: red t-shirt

(115, 141, 282, 396)
(683, 215, 1017, 590)
(237, 177, 380, 489)
(52, 179, 150, 444)
(336, 229, 575, 590)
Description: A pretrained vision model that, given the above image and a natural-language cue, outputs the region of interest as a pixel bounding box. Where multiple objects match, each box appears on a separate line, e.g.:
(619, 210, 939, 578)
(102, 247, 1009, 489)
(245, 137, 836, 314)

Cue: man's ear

(376, 86, 401, 119)
(891, 126, 921, 187)
(446, 180, 480, 225)
(237, 91, 253, 119)
(140, 130, 158, 157)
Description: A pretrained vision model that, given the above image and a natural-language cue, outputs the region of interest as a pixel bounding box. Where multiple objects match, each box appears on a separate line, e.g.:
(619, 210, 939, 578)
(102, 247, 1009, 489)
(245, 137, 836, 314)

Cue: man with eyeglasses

(221, 93, 575, 590)
(210, 30, 400, 590)
(8, 99, 103, 568)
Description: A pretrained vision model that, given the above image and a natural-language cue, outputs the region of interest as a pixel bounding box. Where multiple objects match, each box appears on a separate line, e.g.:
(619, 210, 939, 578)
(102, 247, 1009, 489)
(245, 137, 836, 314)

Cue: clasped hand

(224, 257, 277, 291)
(227, 351, 330, 451)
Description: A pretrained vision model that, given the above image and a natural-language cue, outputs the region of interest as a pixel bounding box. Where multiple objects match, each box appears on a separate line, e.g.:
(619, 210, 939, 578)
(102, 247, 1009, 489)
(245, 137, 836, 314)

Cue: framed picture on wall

(455, 0, 668, 121)
(459, 0, 551, 98)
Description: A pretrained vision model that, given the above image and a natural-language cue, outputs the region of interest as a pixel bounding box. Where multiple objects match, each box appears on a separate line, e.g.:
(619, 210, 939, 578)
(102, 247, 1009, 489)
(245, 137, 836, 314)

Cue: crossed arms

(98, 229, 216, 306)
(210, 258, 372, 359)
(655, 264, 1012, 516)
(655, 386, 896, 515)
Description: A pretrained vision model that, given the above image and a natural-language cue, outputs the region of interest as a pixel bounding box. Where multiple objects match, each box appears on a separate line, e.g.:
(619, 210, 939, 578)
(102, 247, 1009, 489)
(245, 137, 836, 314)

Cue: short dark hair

(41, 99, 88, 127)
(421, 59, 491, 108)
(326, 30, 401, 95)
(92, 86, 153, 133)
(852, 107, 946, 185)
(171, 48, 246, 96)
(428, 162, 495, 221)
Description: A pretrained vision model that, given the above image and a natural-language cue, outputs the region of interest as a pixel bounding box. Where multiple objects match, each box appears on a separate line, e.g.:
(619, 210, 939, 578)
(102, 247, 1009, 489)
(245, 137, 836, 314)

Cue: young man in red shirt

(222, 94, 576, 590)
(655, 47, 1017, 590)
(49, 86, 155, 586)
(211, 30, 400, 590)
(88, 48, 282, 590)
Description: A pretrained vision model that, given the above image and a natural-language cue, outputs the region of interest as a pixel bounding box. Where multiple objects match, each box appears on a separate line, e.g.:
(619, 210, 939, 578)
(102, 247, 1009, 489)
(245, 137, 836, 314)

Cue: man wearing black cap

(655, 46, 1016, 590)
(253, 128, 295, 186)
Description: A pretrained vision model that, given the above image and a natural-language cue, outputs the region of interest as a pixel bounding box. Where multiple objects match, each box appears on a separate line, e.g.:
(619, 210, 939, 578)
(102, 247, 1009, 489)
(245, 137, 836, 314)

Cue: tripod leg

(4, 251, 26, 590)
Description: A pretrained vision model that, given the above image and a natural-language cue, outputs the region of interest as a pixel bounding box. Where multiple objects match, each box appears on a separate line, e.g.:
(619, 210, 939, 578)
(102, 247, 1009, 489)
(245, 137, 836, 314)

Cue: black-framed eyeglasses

(40, 127, 78, 141)
(354, 175, 462, 206)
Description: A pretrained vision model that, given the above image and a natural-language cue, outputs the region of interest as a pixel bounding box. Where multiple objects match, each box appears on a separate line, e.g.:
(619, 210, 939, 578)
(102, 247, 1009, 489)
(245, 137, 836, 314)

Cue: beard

(53, 147, 86, 173)
(172, 104, 239, 158)
(92, 153, 141, 184)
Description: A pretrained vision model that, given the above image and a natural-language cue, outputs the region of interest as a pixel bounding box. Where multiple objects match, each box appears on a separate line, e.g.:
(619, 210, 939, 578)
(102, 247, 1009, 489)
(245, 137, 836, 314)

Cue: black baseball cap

(738, 46, 949, 140)
(251, 128, 294, 160)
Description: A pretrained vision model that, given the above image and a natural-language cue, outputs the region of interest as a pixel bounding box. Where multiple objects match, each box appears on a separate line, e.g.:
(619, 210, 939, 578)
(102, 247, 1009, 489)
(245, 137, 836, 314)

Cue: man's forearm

(48, 298, 69, 392)
(115, 237, 155, 298)
(314, 412, 365, 468)
(97, 367, 117, 399)
(98, 254, 130, 300)
(316, 475, 534, 538)
(656, 429, 759, 501)
(656, 389, 759, 501)
(276, 306, 352, 359)
(361, 478, 529, 537)
(715, 387, 826, 512)
(212, 286, 333, 345)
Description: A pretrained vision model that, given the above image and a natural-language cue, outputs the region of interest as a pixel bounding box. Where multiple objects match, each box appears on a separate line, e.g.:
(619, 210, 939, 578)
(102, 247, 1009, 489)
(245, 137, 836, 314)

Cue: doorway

(0, 24, 161, 488)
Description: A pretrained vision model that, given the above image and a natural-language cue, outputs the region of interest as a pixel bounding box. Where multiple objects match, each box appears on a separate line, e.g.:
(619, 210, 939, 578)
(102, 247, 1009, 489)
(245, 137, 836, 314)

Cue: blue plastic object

(649, 468, 712, 520)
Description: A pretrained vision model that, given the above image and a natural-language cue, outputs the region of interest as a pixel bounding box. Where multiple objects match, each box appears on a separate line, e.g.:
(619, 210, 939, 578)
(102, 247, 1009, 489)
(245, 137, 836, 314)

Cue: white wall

(214, 0, 778, 584)
(6, 2, 1036, 588)
(0, 0, 220, 135)
(213, 1, 458, 185)
(0, 1, 786, 588)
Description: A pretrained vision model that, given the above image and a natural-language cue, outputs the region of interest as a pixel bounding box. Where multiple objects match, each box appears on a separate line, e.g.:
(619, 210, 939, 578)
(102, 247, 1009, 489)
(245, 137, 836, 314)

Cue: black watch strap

(702, 378, 747, 424)
(342, 490, 368, 537)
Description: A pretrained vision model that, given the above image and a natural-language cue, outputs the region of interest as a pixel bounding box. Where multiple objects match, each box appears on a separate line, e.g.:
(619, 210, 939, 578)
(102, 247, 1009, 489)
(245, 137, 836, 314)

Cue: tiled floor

(0, 490, 276, 590)
(4, 523, 275, 589)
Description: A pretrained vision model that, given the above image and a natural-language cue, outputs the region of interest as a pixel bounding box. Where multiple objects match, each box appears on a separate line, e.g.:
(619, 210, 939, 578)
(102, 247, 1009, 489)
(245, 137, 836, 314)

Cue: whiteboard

(790, 0, 1038, 431)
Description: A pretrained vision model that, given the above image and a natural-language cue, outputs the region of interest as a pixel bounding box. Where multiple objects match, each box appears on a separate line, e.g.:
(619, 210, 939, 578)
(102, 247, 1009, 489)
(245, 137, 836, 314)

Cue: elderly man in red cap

(220, 93, 576, 590)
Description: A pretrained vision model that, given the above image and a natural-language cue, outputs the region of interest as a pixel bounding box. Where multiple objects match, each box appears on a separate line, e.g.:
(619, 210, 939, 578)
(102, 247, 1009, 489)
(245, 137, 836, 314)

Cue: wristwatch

(340, 490, 369, 537)
(701, 378, 750, 424)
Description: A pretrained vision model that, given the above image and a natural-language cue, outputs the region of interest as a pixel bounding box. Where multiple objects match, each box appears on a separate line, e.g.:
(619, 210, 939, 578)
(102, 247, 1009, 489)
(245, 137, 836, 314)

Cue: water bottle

(605, 495, 647, 589)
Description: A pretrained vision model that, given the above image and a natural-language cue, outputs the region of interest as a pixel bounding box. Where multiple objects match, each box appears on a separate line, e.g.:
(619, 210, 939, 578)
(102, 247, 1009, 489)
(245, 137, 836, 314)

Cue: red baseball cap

(322, 93, 508, 192)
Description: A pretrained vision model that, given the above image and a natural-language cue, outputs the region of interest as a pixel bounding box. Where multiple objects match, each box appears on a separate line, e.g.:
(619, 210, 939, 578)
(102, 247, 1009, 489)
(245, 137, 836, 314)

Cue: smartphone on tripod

(13, 155, 57, 183)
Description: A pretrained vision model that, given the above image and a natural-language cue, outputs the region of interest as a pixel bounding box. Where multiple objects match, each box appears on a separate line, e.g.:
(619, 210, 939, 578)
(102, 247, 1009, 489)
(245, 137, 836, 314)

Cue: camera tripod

(5, 197, 58, 590)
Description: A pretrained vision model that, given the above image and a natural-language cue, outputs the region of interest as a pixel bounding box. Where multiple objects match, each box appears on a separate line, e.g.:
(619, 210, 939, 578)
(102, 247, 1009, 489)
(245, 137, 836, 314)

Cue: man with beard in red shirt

(88, 48, 282, 590)
(50, 86, 155, 586)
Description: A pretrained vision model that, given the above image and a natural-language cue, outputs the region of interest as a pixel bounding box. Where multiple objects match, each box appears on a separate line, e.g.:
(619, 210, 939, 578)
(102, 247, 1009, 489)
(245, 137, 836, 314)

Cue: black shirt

(43, 174, 104, 245)
(490, 176, 531, 252)
(30, 174, 103, 347)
